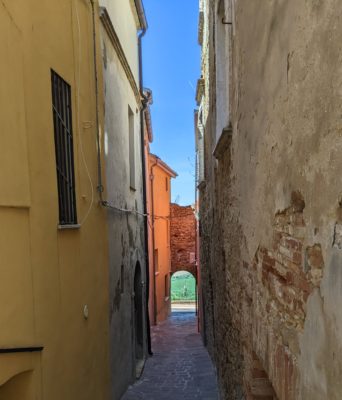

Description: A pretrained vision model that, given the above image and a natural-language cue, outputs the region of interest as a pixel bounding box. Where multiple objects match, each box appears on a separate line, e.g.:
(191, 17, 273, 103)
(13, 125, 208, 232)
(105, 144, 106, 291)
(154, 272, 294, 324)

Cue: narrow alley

(3, 0, 342, 399)
(122, 312, 218, 400)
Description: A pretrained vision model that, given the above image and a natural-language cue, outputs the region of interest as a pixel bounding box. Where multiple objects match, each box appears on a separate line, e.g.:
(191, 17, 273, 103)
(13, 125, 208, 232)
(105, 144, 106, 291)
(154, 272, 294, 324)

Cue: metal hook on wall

(222, 17, 232, 25)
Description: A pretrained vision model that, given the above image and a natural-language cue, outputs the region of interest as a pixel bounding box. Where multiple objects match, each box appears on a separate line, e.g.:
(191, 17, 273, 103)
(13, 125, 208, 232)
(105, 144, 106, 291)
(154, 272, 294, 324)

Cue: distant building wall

(147, 154, 176, 324)
(144, 118, 155, 327)
(170, 204, 197, 279)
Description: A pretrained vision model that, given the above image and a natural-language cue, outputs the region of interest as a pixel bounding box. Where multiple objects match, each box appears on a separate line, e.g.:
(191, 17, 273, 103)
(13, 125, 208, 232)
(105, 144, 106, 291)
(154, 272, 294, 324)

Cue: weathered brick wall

(198, 0, 342, 399)
(240, 194, 324, 400)
(170, 204, 197, 278)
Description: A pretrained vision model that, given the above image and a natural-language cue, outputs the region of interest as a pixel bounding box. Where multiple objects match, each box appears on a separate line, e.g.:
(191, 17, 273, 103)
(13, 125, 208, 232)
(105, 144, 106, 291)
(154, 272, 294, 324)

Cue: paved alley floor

(121, 312, 219, 400)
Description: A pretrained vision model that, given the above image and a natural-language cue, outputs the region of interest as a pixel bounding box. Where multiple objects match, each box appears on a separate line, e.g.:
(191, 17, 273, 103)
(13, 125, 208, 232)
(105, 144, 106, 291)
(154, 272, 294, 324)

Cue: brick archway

(171, 266, 197, 283)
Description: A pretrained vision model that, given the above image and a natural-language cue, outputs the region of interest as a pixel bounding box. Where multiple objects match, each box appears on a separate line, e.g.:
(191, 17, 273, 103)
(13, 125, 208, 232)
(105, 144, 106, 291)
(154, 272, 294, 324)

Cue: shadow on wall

(134, 262, 144, 362)
(0, 371, 35, 400)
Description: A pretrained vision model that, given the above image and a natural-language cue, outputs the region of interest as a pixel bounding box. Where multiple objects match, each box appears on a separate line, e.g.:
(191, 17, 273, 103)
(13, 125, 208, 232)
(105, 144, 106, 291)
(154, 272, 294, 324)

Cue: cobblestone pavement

(121, 312, 219, 400)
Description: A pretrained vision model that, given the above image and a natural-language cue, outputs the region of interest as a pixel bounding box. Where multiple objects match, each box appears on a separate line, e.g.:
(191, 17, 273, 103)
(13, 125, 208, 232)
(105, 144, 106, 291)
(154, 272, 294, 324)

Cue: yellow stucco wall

(0, 1, 110, 399)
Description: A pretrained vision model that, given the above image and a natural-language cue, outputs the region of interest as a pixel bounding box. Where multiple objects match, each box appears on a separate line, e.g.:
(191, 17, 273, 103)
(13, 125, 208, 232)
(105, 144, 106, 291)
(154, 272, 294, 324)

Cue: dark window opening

(165, 273, 169, 298)
(154, 249, 159, 272)
(51, 70, 77, 225)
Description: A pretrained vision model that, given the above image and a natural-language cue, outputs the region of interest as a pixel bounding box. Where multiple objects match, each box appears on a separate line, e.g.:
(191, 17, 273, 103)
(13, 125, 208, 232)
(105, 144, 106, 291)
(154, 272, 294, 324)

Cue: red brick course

(170, 204, 197, 278)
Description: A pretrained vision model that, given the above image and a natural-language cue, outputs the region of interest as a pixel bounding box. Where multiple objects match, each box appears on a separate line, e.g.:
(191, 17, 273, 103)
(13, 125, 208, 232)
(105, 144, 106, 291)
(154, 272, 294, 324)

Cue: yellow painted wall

(0, 1, 110, 399)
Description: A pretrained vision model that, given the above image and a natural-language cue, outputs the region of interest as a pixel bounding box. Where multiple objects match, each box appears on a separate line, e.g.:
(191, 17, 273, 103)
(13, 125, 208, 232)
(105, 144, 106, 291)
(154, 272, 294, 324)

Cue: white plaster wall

(99, 0, 140, 84)
(300, 249, 342, 399)
(100, 17, 146, 400)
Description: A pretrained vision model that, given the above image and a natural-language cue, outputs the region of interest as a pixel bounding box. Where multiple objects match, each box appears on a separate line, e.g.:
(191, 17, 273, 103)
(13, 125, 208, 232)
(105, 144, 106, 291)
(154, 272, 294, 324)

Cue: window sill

(58, 224, 81, 230)
(213, 125, 233, 160)
(155, 271, 160, 276)
(197, 180, 206, 190)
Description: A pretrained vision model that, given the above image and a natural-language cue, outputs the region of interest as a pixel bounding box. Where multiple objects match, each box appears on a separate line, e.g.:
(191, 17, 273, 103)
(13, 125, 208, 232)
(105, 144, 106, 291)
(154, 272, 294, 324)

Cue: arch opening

(171, 271, 196, 313)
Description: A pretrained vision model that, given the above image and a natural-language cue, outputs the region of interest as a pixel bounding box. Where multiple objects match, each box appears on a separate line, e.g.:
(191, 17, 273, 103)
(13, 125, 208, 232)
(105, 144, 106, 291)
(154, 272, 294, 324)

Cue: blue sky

(142, 0, 200, 206)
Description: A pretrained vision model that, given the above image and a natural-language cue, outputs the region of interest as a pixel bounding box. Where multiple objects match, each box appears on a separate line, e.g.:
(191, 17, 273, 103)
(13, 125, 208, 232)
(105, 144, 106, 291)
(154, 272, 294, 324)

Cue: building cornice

(196, 78, 205, 106)
(198, 11, 204, 45)
(133, 0, 148, 30)
(99, 7, 141, 106)
(213, 125, 233, 160)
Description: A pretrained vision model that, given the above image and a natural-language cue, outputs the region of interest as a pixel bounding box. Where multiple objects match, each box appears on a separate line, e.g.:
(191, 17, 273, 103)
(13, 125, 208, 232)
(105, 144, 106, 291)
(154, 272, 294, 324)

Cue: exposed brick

(170, 204, 197, 277)
(305, 244, 324, 269)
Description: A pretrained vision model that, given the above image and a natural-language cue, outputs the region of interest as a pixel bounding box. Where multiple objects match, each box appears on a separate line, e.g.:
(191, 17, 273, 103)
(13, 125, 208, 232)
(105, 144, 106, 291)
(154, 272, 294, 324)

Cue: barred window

(51, 70, 77, 225)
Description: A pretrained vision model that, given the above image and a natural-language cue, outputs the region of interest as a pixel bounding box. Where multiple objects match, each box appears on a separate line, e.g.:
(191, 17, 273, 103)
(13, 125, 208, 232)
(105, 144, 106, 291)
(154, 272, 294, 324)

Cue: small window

(165, 177, 169, 192)
(166, 220, 169, 244)
(128, 107, 136, 190)
(51, 70, 77, 225)
(154, 249, 159, 272)
(165, 274, 169, 298)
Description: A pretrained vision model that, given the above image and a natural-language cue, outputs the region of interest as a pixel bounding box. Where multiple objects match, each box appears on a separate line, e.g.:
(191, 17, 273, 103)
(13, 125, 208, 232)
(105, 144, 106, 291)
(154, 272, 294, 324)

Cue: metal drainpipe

(138, 27, 153, 356)
(89, 0, 104, 201)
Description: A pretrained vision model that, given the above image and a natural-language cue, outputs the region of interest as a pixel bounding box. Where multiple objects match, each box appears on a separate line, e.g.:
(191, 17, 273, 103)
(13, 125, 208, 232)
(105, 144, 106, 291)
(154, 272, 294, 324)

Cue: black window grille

(51, 70, 77, 225)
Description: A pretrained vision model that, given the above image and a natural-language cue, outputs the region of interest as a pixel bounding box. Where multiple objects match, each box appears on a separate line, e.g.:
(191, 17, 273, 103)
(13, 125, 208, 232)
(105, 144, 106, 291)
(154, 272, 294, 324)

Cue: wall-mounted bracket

(222, 17, 232, 25)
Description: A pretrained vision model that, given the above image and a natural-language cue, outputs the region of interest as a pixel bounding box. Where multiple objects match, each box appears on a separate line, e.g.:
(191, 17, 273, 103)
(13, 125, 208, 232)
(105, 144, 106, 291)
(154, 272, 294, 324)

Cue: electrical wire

(102, 200, 195, 221)
(75, 1, 191, 227)
(101, 200, 148, 217)
(75, 0, 95, 226)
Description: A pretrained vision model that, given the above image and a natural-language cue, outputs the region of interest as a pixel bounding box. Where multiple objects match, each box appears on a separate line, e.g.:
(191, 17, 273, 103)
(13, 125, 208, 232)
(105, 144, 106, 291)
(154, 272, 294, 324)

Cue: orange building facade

(146, 151, 177, 324)
(143, 92, 177, 325)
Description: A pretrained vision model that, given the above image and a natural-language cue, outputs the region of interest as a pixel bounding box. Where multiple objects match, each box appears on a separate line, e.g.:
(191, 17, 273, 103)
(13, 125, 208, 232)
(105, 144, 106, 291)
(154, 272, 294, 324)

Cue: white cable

(102, 201, 188, 221)
(75, 0, 94, 225)
(102, 201, 148, 217)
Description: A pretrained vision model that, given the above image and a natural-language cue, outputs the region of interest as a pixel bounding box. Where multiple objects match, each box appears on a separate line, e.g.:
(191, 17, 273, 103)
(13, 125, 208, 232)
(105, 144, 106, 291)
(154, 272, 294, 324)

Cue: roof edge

(134, 0, 148, 30)
(149, 153, 178, 178)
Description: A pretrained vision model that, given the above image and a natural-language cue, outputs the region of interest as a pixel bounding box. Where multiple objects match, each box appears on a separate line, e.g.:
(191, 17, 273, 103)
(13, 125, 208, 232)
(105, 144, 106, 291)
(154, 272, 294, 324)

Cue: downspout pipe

(89, 0, 104, 199)
(136, 3, 152, 356)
